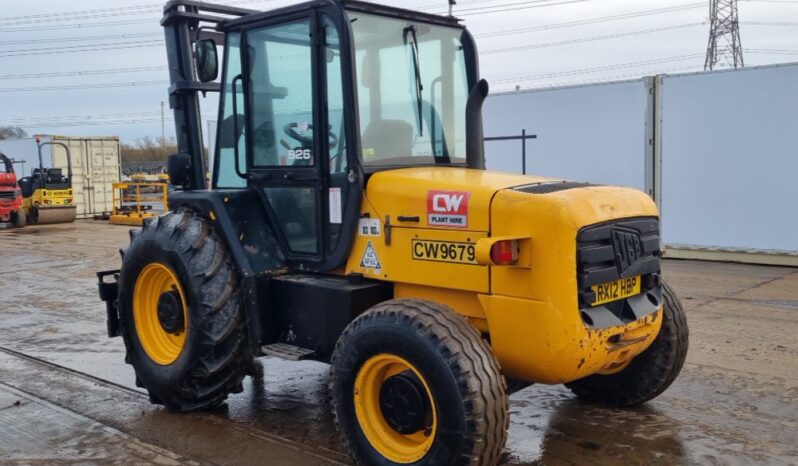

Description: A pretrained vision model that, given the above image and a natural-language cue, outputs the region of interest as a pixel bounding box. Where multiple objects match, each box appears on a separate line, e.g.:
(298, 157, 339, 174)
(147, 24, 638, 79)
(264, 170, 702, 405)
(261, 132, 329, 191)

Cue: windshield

(347, 11, 470, 167)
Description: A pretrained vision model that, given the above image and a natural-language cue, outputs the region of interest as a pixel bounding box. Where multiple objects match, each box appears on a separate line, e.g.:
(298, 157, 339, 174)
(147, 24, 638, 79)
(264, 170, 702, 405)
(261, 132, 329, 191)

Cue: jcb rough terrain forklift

(18, 136, 77, 225)
(98, 1, 688, 464)
(0, 152, 25, 228)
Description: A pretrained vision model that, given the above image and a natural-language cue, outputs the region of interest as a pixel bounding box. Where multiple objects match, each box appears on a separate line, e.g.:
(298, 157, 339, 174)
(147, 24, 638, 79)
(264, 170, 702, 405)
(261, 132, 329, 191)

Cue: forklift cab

(167, 0, 481, 273)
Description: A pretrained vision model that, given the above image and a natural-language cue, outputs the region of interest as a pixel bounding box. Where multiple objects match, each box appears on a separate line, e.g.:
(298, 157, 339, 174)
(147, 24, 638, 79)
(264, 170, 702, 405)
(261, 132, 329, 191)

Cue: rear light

(490, 240, 518, 265)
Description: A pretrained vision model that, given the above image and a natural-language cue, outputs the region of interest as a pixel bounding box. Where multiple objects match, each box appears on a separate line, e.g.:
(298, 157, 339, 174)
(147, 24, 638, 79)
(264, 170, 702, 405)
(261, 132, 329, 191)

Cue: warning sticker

(427, 190, 470, 228)
(329, 187, 342, 224)
(360, 241, 382, 270)
(357, 218, 381, 237)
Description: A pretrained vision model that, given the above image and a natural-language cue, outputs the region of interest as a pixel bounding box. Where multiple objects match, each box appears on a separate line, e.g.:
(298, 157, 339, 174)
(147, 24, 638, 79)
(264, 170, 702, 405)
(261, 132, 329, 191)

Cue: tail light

(490, 240, 518, 265)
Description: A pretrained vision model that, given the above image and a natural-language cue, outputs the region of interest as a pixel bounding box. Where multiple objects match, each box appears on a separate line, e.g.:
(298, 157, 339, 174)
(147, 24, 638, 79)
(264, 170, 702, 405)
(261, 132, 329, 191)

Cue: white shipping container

(0, 136, 121, 218)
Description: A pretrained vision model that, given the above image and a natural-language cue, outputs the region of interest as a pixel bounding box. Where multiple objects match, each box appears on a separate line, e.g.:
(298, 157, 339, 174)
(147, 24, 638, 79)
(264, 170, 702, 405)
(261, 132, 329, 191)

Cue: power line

(0, 40, 164, 57)
(0, 9, 157, 26)
(745, 47, 798, 54)
(2, 111, 162, 124)
(483, 23, 704, 55)
(475, 2, 705, 38)
(0, 32, 161, 47)
(0, 80, 166, 93)
(0, 0, 276, 24)
(0, 4, 160, 22)
(494, 64, 704, 91)
(455, 0, 591, 15)
(432, 0, 586, 13)
(492, 54, 706, 83)
(0, 18, 152, 33)
(14, 119, 172, 129)
(0, 66, 166, 80)
(741, 20, 798, 25)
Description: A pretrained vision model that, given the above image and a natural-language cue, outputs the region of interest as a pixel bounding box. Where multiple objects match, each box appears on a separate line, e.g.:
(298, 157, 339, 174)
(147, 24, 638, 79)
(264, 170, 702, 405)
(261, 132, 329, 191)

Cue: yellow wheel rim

(354, 354, 437, 463)
(133, 263, 188, 365)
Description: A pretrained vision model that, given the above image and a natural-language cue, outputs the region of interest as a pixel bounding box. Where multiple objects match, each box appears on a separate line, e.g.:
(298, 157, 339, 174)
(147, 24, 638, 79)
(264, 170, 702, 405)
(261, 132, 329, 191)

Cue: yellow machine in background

(17, 137, 77, 225)
(109, 182, 169, 226)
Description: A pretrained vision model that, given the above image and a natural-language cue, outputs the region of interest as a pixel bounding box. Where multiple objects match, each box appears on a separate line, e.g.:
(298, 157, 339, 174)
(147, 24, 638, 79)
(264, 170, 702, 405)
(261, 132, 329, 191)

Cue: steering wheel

(282, 122, 338, 149)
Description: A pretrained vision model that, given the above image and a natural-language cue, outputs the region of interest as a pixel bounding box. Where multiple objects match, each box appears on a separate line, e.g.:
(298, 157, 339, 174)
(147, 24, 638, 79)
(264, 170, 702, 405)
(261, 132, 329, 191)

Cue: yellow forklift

(98, 2, 688, 465)
(18, 136, 77, 225)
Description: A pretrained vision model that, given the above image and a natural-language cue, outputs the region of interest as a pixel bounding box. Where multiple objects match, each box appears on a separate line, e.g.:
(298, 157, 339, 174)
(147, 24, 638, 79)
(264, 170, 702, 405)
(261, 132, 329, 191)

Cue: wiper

(403, 25, 423, 136)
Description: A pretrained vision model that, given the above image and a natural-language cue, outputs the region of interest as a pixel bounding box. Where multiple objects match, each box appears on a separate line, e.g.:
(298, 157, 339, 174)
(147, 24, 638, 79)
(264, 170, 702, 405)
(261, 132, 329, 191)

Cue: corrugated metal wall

(483, 63, 798, 265)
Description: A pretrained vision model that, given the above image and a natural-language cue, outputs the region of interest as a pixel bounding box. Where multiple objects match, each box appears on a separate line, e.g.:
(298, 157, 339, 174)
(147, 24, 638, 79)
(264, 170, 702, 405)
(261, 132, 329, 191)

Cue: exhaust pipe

(466, 79, 489, 170)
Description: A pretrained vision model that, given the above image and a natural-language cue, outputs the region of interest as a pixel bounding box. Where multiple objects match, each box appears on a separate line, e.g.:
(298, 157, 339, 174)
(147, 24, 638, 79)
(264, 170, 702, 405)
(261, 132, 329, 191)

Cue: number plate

(591, 276, 641, 306)
(412, 239, 477, 265)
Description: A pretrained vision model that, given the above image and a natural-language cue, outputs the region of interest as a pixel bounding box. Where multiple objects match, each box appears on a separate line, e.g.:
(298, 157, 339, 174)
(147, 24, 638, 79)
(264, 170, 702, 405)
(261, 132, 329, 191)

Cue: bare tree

(0, 126, 28, 140)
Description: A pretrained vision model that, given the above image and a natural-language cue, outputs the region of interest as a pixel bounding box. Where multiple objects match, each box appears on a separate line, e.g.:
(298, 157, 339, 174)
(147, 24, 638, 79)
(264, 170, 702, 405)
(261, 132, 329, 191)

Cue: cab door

(242, 8, 361, 271)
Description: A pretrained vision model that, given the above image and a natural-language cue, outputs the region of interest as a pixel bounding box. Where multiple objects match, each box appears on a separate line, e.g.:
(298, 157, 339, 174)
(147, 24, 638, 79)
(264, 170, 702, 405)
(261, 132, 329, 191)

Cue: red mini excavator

(0, 151, 25, 228)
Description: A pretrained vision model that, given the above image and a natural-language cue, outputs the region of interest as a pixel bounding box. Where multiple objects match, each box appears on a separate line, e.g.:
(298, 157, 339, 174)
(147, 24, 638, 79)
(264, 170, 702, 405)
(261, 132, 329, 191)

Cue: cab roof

(221, 0, 464, 30)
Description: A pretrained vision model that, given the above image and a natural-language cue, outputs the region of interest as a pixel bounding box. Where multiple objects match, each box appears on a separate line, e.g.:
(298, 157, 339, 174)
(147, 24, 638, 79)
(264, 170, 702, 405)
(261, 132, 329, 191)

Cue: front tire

(118, 210, 250, 411)
(565, 281, 688, 406)
(330, 299, 508, 466)
(11, 210, 25, 228)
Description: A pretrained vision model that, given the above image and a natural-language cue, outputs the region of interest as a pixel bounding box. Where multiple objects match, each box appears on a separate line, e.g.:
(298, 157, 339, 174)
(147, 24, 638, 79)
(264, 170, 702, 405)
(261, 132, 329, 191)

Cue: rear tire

(565, 281, 688, 406)
(330, 299, 508, 466)
(11, 210, 25, 228)
(117, 210, 250, 411)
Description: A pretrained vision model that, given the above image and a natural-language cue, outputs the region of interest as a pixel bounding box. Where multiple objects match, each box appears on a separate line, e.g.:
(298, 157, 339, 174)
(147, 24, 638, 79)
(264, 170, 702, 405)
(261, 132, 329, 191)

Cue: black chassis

(97, 0, 474, 361)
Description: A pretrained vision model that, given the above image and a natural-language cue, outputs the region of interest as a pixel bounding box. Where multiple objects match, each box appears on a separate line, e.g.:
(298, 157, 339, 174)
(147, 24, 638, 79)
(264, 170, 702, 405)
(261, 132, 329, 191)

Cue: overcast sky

(0, 0, 796, 143)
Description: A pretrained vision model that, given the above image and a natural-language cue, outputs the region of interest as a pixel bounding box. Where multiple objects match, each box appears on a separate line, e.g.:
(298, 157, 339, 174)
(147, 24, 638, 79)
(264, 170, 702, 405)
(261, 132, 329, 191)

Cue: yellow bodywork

(109, 182, 169, 226)
(345, 167, 663, 385)
(22, 187, 77, 224)
(22, 187, 74, 209)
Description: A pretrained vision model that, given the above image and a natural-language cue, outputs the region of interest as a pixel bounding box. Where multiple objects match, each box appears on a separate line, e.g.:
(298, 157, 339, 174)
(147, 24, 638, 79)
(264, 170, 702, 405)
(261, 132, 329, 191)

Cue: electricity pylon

(704, 0, 744, 70)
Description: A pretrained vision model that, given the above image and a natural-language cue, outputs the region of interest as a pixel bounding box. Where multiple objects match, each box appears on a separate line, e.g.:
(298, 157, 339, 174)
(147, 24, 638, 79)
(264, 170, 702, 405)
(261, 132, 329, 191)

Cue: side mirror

(195, 39, 218, 83)
(167, 152, 191, 188)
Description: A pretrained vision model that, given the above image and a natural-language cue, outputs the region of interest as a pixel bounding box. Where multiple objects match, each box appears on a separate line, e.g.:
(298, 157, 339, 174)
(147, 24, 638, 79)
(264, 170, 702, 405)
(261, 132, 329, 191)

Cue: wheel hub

(157, 289, 184, 334)
(379, 371, 429, 435)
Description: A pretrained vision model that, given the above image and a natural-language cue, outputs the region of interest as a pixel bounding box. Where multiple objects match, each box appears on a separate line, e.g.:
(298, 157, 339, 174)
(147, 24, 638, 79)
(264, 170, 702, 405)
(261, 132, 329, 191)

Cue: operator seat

(362, 120, 413, 161)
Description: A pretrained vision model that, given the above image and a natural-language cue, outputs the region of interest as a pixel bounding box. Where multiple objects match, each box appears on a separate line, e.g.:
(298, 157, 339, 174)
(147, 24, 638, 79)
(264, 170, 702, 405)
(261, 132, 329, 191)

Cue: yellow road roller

(98, 2, 688, 465)
(18, 137, 77, 225)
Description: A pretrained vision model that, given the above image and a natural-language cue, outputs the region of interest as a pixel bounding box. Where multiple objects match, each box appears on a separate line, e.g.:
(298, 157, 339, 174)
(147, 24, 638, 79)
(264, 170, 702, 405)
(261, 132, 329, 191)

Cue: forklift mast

(162, 0, 257, 191)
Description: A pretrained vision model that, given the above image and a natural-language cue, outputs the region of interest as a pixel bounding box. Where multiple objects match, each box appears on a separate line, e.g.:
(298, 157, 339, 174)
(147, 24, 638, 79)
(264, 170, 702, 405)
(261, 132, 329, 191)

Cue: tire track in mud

(0, 345, 349, 466)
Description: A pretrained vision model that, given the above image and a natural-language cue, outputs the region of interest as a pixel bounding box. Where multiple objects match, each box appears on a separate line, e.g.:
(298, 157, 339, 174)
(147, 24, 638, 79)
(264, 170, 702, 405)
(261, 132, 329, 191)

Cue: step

(261, 343, 316, 361)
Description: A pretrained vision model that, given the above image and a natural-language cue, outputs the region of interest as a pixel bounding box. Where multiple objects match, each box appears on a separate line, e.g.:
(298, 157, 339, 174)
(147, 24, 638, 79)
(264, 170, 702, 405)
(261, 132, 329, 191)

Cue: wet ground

(0, 220, 796, 465)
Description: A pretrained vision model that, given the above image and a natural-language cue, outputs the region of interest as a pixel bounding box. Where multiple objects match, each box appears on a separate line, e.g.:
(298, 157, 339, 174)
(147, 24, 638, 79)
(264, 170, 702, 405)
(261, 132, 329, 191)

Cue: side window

(215, 33, 247, 189)
(325, 17, 348, 251)
(247, 21, 315, 167)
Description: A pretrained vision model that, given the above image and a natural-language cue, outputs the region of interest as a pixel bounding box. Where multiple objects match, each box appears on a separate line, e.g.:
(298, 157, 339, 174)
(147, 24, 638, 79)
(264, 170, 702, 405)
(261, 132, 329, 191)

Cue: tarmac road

(0, 221, 796, 465)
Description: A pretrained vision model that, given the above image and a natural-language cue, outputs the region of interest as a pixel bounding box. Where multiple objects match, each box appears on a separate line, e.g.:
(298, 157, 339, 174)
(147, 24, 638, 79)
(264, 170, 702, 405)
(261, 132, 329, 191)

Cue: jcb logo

(427, 190, 470, 228)
(612, 228, 642, 273)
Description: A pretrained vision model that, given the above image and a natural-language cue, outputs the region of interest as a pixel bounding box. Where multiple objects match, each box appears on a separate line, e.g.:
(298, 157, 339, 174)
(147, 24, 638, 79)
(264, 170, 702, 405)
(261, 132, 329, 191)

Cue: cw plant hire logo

(427, 190, 470, 228)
